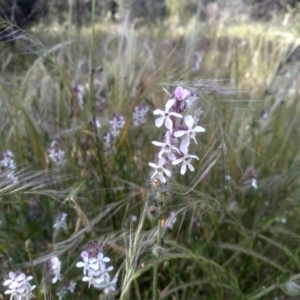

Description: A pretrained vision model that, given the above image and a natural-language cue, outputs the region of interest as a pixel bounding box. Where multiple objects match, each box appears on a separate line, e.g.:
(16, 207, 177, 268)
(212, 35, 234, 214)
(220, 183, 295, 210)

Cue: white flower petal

(194, 126, 205, 132)
(155, 117, 165, 128)
(180, 164, 187, 175)
(165, 99, 175, 111)
(164, 169, 172, 177)
(188, 163, 195, 172)
(184, 115, 194, 128)
(165, 117, 173, 129)
(174, 130, 186, 138)
(153, 109, 164, 115)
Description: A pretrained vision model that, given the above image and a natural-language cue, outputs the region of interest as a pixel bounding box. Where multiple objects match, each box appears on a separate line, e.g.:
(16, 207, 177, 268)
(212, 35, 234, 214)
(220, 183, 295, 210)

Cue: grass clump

(1, 4, 300, 300)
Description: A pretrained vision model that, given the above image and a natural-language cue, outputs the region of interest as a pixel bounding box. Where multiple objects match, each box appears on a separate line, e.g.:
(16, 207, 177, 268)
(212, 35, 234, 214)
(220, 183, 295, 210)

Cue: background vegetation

(1, 0, 300, 299)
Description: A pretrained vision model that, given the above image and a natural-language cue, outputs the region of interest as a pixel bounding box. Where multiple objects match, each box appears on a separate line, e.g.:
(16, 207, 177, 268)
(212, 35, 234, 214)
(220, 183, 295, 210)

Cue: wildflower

(109, 113, 125, 138)
(95, 119, 101, 129)
(3, 271, 36, 300)
(132, 105, 149, 126)
(0, 150, 18, 184)
(89, 252, 111, 272)
(103, 132, 113, 149)
(53, 213, 67, 231)
(103, 278, 117, 294)
(76, 251, 94, 275)
(76, 244, 115, 292)
(174, 86, 190, 101)
(67, 281, 76, 293)
(152, 131, 179, 161)
(47, 257, 62, 284)
(191, 51, 202, 72)
(174, 115, 205, 152)
(164, 211, 177, 229)
(153, 99, 182, 130)
(251, 178, 258, 190)
(48, 141, 66, 166)
(73, 84, 84, 108)
(131, 215, 138, 222)
(149, 157, 171, 183)
(172, 151, 199, 175)
(56, 289, 67, 300)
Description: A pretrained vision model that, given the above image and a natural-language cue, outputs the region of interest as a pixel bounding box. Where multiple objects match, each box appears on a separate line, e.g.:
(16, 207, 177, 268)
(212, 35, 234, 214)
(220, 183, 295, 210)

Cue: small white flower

(174, 115, 205, 152)
(56, 289, 67, 300)
(48, 142, 66, 166)
(50, 257, 62, 284)
(165, 211, 177, 229)
(172, 152, 199, 175)
(153, 99, 182, 130)
(251, 178, 258, 190)
(152, 131, 179, 160)
(53, 213, 67, 231)
(149, 157, 171, 183)
(103, 278, 117, 294)
(109, 114, 125, 137)
(131, 215, 138, 222)
(132, 105, 149, 126)
(67, 281, 76, 293)
(76, 251, 92, 275)
(89, 252, 110, 272)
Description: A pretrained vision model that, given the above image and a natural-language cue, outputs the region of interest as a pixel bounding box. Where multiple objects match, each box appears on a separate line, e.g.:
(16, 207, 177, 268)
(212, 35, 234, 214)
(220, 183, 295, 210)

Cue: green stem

(248, 273, 300, 300)
(153, 216, 162, 300)
(25, 240, 40, 299)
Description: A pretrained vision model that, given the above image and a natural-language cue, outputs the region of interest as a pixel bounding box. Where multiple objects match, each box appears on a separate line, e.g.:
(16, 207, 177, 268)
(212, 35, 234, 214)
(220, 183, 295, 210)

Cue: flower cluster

(0, 150, 18, 184)
(55, 281, 76, 300)
(76, 243, 116, 295)
(48, 141, 66, 166)
(45, 257, 62, 284)
(3, 271, 36, 299)
(132, 105, 149, 127)
(149, 86, 206, 183)
(103, 113, 126, 150)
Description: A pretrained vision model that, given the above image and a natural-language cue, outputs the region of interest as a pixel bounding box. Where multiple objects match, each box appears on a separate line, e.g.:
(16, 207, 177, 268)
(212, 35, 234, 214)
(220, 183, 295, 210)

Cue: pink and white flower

(153, 99, 182, 130)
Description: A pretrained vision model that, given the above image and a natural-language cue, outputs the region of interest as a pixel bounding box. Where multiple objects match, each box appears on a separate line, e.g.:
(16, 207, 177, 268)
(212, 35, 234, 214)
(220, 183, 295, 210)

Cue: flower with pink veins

(153, 99, 182, 130)
(172, 151, 199, 175)
(149, 157, 171, 183)
(152, 131, 179, 161)
(174, 115, 205, 152)
(174, 86, 190, 101)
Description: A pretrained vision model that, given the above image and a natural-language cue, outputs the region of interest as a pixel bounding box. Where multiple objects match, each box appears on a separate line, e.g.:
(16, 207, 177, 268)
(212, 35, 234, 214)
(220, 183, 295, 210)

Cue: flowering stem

(153, 216, 162, 300)
(25, 240, 41, 300)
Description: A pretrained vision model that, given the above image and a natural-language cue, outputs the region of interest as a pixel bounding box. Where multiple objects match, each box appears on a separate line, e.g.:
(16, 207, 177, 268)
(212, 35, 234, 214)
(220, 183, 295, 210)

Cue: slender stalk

(25, 240, 40, 299)
(153, 216, 162, 300)
(248, 273, 300, 300)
